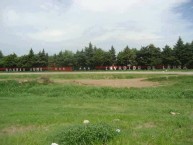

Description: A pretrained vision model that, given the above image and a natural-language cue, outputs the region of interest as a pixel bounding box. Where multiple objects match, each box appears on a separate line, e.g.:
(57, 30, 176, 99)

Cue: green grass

(0, 72, 181, 80)
(0, 74, 193, 145)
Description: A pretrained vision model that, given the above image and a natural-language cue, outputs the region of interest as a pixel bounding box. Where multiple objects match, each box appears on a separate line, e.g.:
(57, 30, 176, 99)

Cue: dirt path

(55, 78, 159, 88)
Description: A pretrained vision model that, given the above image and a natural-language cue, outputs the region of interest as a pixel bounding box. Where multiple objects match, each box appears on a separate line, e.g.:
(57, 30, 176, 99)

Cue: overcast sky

(0, 0, 193, 55)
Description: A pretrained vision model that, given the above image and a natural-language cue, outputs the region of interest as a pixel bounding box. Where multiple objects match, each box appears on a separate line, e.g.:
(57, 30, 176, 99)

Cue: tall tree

(35, 49, 49, 67)
(2, 53, 18, 68)
(161, 45, 176, 66)
(55, 51, 64, 67)
(123, 46, 136, 65)
(136, 44, 162, 66)
(116, 51, 125, 66)
(17, 55, 28, 68)
(26, 48, 36, 68)
(74, 50, 86, 68)
(173, 37, 185, 66)
(0, 50, 4, 67)
(0, 50, 3, 59)
(188, 41, 193, 68)
(103, 51, 112, 66)
(62, 50, 74, 66)
(183, 42, 193, 68)
(109, 46, 116, 65)
(117, 46, 136, 66)
(85, 42, 94, 68)
(93, 48, 105, 66)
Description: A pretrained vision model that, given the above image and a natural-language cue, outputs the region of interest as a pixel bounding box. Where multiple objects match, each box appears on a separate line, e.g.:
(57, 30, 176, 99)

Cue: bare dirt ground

(55, 78, 159, 88)
(0, 77, 159, 88)
(1, 71, 192, 88)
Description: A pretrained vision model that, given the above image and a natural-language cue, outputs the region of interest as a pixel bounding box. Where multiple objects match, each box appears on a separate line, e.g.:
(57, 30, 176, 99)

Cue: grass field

(0, 73, 193, 145)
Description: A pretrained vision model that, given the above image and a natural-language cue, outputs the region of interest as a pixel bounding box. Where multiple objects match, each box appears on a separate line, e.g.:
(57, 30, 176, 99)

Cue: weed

(53, 123, 118, 145)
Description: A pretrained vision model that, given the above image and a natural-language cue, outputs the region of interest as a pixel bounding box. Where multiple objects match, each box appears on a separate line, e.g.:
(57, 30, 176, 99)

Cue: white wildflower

(51, 143, 58, 145)
(170, 112, 176, 115)
(170, 111, 180, 115)
(116, 129, 121, 133)
(83, 120, 90, 124)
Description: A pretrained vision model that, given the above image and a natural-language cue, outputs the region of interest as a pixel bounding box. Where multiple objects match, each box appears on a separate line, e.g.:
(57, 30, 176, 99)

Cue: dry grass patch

(1, 125, 36, 135)
(135, 122, 156, 129)
(0, 125, 49, 135)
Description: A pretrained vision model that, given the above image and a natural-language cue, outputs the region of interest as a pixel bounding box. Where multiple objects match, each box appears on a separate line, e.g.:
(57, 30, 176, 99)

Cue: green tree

(93, 48, 105, 66)
(116, 51, 125, 66)
(123, 46, 136, 65)
(136, 44, 162, 66)
(161, 45, 176, 66)
(0, 50, 3, 59)
(26, 48, 36, 68)
(109, 46, 116, 65)
(2, 53, 18, 68)
(74, 50, 87, 69)
(55, 50, 74, 67)
(85, 42, 94, 68)
(117, 46, 136, 66)
(35, 49, 49, 67)
(187, 41, 193, 68)
(62, 50, 74, 66)
(17, 55, 28, 68)
(55, 51, 64, 67)
(183, 42, 193, 68)
(173, 37, 185, 66)
(0, 50, 3, 67)
(103, 51, 112, 66)
(48, 54, 57, 67)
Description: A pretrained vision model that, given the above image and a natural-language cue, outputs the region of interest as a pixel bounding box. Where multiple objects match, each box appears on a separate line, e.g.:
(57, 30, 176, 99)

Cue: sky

(0, 0, 193, 55)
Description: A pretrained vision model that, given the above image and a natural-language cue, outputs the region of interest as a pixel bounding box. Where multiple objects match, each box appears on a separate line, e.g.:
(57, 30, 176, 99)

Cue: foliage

(54, 50, 74, 67)
(173, 37, 185, 66)
(1, 53, 18, 67)
(0, 50, 4, 67)
(35, 49, 48, 67)
(0, 37, 193, 69)
(162, 45, 176, 66)
(93, 48, 106, 66)
(109, 46, 117, 65)
(136, 44, 162, 66)
(117, 46, 136, 66)
(54, 123, 117, 145)
(0, 50, 3, 59)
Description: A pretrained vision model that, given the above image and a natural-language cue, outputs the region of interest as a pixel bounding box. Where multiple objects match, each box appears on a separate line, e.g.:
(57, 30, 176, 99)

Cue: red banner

(0, 67, 73, 72)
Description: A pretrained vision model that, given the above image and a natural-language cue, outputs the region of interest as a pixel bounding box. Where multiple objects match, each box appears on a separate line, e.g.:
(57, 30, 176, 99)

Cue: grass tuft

(53, 123, 118, 145)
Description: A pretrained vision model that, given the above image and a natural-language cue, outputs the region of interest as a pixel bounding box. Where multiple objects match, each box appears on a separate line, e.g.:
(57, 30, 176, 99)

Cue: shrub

(54, 123, 118, 145)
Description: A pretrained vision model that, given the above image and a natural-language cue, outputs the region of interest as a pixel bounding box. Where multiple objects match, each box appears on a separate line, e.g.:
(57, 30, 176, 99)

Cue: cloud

(74, 0, 189, 13)
(2, 9, 19, 23)
(28, 25, 84, 42)
(0, 0, 193, 55)
(74, 0, 192, 45)
(28, 30, 64, 42)
(74, 0, 137, 13)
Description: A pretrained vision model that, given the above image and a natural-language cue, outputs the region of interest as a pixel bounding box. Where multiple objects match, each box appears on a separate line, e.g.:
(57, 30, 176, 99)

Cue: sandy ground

(1, 71, 192, 88)
(0, 77, 159, 88)
(55, 78, 159, 88)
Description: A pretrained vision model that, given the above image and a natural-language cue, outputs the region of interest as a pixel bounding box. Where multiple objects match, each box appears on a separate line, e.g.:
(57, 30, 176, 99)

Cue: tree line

(0, 37, 193, 70)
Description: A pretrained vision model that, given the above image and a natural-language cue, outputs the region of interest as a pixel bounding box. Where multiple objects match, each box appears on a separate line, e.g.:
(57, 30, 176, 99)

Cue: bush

(54, 123, 118, 145)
